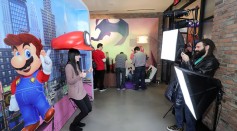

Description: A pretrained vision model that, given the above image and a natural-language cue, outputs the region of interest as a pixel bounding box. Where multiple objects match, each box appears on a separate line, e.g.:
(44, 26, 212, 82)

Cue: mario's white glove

(40, 50, 52, 75)
(9, 95, 19, 111)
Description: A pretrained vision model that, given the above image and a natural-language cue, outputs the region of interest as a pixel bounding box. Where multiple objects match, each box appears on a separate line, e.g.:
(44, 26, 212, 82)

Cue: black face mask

(194, 48, 206, 60)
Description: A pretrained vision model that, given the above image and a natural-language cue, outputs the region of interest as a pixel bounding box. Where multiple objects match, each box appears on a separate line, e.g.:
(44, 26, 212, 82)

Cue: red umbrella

(51, 31, 93, 51)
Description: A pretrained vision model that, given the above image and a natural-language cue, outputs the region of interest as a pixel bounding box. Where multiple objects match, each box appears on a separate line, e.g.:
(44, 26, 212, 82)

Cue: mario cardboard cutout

(3, 33, 55, 131)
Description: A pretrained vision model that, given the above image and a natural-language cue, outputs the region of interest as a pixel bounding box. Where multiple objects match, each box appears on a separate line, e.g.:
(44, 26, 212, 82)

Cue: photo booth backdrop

(90, 18, 159, 68)
(0, 0, 92, 130)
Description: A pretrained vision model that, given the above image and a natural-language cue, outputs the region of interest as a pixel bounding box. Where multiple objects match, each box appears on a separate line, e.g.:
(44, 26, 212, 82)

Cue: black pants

(116, 68, 126, 89)
(71, 95, 92, 125)
(93, 70, 96, 89)
(94, 70, 105, 90)
(134, 66, 146, 89)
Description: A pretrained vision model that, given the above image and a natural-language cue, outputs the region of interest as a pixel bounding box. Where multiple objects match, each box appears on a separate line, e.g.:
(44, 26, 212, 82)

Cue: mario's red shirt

(92, 49, 105, 70)
(11, 70, 49, 94)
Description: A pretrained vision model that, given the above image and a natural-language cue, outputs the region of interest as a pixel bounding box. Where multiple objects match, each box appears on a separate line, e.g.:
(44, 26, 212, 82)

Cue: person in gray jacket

(132, 46, 147, 90)
(115, 52, 127, 90)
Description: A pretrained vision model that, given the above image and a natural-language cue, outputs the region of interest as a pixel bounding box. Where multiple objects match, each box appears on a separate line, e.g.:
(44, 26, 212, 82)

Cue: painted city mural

(90, 18, 159, 71)
(0, 0, 92, 130)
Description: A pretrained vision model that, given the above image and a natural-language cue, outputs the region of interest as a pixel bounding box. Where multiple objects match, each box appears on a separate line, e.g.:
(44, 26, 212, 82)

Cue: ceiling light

(137, 36, 148, 44)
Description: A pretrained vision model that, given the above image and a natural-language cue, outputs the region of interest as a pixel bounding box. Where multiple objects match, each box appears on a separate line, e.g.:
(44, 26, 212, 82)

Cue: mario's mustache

(14, 57, 33, 70)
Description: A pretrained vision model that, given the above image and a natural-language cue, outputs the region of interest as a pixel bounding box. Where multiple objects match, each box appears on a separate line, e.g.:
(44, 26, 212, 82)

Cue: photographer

(167, 38, 220, 131)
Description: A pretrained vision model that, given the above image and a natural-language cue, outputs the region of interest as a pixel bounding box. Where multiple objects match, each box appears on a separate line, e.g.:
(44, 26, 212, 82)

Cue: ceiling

(82, 0, 174, 14)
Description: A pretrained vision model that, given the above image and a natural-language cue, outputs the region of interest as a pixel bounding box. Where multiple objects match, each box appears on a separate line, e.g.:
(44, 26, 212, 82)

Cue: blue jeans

(134, 66, 146, 89)
(116, 68, 126, 89)
(127, 73, 133, 82)
(175, 87, 196, 131)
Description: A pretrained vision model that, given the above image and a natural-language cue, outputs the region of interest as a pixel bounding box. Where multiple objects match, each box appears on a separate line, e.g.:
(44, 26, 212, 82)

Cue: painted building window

(9, 77, 12, 81)
(2, 72, 5, 76)
(6, 58, 9, 62)
(3, 78, 6, 83)
(1, 65, 4, 69)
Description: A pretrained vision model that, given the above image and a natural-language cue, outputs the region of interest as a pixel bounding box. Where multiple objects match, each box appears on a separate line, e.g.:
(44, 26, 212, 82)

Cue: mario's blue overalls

(15, 70, 51, 127)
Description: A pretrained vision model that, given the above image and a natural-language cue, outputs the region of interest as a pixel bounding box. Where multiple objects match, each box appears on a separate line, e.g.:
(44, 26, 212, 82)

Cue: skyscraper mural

(29, 1, 41, 38)
(2, 0, 13, 38)
(40, 0, 62, 99)
(8, 0, 30, 34)
(41, 0, 56, 46)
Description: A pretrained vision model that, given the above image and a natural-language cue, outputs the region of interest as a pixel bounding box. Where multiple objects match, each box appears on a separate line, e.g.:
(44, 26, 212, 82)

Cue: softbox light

(161, 29, 185, 62)
(174, 66, 222, 120)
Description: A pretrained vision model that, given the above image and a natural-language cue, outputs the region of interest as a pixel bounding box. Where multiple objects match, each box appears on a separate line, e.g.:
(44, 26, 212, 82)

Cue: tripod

(163, 104, 174, 118)
(212, 83, 223, 131)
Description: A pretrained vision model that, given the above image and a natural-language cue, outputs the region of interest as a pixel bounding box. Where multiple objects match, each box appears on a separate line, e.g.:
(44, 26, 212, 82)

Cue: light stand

(162, 6, 200, 117)
(174, 66, 223, 131)
(162, 9, 190, 83)
(213, 84, 223, 131)
(163, 104, 174, 118)
(161, 28, 185, 117)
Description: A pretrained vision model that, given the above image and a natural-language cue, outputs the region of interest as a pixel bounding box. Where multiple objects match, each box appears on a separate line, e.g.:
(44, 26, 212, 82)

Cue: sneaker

(122, 88, 126, 90)
(70, 124, 82, 131)
(78, 122, 86, 127)
(167, 125, 183, 131)
(94, 88, 98, 91)
(117, 88, 121, 91)
(74, 126, 82, 131)
(99, 88, 107, 92)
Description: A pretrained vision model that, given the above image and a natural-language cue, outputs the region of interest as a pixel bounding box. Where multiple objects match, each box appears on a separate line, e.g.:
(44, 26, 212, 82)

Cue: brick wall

(202, 0, 237, 131)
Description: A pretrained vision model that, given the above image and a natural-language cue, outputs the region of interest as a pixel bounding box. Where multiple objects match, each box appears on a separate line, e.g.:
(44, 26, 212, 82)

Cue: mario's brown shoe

(21, 121, 40, 131)
(44, 107, 55, 123)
